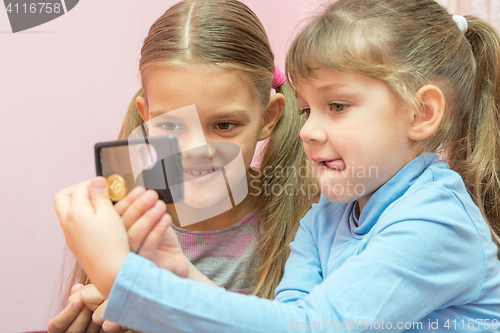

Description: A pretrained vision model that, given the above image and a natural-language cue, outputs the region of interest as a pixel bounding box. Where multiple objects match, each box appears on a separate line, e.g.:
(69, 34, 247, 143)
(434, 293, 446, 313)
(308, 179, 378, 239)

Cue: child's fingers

(67, 284, 85, 305)
(70, 283, 85, 296)
(121, 190, 159, 230)
(92, 300, 125, 333)
(53, 185, 76, 218)
(81, 290, 122, 332)
(80, 284, 106, 312)
(102, 320, 123, 333)
(87, 177, 115, 213)
(67, 180, 99, 216)
(91, 300, 106, 325)
(137, 214, 172, 259)
(87, 322, 104, 333)
(47, 299, 91, 333)
(114, 186, 146, 216)
(64, 305, 94, 333)
(128, 202, 167, 253)
(53, 181, 90, 219)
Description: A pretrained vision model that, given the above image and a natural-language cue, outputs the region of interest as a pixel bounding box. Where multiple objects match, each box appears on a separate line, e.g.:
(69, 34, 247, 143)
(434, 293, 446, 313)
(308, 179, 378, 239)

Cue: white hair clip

(452, 15, 468, 34)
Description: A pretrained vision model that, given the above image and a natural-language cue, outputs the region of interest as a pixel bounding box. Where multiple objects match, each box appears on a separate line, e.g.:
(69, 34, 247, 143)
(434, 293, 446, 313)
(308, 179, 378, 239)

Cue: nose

(299, 111, 327, 145)
(183, 145, 211, 160)
(179, 125, 207, 149)
(180, 128, 211, 160)
(207, 142, 217, 156)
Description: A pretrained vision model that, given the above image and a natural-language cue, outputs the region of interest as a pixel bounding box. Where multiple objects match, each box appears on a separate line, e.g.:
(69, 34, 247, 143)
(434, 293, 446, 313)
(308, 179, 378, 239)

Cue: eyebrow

(207, 110, 251, 122)
(149, 110, 184, 121)
(149, 109, 251, 121)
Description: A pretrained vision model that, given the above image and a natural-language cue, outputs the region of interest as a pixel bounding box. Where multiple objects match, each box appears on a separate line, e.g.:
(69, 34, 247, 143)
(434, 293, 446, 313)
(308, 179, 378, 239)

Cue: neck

(168, 170, 258, 231)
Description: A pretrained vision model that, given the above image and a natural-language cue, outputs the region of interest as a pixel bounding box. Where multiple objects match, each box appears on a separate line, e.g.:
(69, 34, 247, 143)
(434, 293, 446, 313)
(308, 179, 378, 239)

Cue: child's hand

(48, 283, 129, 333)
(116, 188, 190, 279)
(54, 177, 130, 297)
(47, 284, 97, 333)
(137, 217, 190, 279)
(78, 284, 131, 333)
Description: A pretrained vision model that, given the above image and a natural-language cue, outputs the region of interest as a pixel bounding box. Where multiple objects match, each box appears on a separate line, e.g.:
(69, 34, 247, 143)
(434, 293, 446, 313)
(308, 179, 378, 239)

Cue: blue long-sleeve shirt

(103, 153, 500, 332)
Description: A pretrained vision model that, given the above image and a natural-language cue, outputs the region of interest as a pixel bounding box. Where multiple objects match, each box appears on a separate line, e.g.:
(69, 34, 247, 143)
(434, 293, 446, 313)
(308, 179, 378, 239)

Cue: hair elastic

(272, 66, 286, 89)
(452, 15, 468, 34)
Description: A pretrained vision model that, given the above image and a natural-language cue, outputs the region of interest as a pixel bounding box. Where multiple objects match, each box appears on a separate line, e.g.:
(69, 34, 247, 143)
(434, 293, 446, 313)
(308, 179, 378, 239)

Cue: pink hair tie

(272, 66, 286, 89)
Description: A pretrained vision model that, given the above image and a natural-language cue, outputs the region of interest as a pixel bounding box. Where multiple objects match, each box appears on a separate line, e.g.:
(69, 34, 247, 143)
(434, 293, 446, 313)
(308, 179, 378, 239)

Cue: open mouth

(183, 167, 223, 182)
(184, 168, 214, 176)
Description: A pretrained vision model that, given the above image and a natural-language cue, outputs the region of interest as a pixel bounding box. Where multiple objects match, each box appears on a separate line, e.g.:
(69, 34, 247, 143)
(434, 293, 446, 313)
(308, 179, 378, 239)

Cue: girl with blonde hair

(56, 0, 500, 331)
(48, 0, 318, 331)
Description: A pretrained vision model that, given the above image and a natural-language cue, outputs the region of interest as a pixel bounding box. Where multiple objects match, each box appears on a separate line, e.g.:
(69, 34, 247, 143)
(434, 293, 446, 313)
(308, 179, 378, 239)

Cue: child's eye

(298, 108, 310, 119)
(215, 123, 236, 130)
(159, 122, 183, 131)
(329, 103, 348, 112)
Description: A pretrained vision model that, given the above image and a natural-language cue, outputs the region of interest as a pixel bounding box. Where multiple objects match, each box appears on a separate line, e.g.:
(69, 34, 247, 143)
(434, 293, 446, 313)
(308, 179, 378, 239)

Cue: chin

(183, 190, 229, 208)
(323, 193, 357, 205)
(184, 184, 230, 208)
(320, 184, 358, 205)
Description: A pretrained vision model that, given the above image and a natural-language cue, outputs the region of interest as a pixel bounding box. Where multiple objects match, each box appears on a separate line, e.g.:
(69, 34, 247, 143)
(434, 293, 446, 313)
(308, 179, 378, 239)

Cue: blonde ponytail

(452, 16, 500, 254)
(251, 81, 319, 299)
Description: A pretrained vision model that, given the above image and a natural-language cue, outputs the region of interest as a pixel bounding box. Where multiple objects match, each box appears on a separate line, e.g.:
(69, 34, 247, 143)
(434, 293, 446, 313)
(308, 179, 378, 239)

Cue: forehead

(296, 69, 387, 91)
(143, 66, 261, 116)
(294, 69, 358, 97)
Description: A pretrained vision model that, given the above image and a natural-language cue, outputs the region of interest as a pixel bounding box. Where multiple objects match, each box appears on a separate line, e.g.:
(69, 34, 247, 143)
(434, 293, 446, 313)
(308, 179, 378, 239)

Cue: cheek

(327, 131, 356, 158)
(241, 123, 266, 167)
(222, 137, 256, 171)
(335, 118, 383, 154)
(147, 127, 162, 137)
(302, 142, 312, 159)
(241, 145, 255, 169)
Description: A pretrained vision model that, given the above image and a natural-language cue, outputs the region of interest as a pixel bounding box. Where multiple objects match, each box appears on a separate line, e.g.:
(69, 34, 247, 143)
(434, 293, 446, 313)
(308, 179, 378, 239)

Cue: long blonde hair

(287, 0, 500, 255)
(68, 0, 318, 301)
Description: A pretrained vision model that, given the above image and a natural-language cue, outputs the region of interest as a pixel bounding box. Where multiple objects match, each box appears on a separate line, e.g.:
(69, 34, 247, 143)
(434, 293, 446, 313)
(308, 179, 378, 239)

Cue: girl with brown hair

(48, 0, 318, 331)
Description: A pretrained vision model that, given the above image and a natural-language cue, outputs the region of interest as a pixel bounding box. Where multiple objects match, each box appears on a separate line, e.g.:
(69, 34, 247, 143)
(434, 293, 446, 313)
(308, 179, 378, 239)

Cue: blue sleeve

(103, 187, 484, 332)
(274, 209, 323, 303)
(103, 253, 306, 333)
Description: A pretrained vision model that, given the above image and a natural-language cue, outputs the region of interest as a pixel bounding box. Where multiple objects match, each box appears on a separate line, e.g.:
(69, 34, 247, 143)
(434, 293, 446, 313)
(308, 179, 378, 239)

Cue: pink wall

(1, 0, 498, 331)
(437, 0, 500, 29)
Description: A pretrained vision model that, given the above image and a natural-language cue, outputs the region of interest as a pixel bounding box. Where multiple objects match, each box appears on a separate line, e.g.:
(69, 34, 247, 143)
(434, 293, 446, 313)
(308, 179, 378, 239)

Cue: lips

(184, 168, 214, 176)
(312, 156, 346, 171)
(183, 167, 223, 182)
(324, 159, 346, 171)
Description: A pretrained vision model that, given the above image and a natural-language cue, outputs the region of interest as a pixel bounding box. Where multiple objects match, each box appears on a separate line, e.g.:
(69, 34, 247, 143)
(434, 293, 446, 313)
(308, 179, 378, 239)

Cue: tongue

(325, 159, 346, 170)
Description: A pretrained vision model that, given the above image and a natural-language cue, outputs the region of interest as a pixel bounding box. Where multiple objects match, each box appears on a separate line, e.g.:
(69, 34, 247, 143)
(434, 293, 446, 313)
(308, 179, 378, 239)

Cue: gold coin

(107, 174, 127, 201)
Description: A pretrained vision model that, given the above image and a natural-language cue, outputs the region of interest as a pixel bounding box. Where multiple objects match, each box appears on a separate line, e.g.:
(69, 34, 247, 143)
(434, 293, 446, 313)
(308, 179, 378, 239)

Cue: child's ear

(136, 95, 149, 122)
(258, 93, 285, 141)
(408, 85, 445, 141)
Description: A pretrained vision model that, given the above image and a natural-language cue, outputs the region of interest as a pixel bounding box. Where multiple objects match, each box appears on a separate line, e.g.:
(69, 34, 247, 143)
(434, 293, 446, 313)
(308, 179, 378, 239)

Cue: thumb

(80, 284, 106, 312)
(89, 177, 113, 212)
(70, 283, 85, 295)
